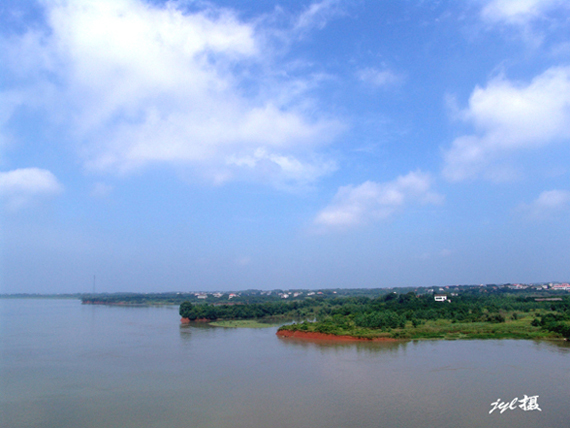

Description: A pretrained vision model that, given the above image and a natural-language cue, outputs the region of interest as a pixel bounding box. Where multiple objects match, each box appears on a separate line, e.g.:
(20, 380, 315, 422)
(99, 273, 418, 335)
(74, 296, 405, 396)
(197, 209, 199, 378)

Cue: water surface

(1, 299, 569, 428)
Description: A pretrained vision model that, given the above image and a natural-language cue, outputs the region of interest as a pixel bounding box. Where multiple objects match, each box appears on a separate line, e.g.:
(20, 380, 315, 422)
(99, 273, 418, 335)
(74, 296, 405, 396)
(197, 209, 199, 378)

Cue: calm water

(1, 299, 569, 428)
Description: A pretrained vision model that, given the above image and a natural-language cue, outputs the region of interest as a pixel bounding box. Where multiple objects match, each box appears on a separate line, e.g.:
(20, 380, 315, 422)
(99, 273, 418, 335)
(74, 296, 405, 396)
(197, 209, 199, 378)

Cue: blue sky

(1, 0, 570, 293)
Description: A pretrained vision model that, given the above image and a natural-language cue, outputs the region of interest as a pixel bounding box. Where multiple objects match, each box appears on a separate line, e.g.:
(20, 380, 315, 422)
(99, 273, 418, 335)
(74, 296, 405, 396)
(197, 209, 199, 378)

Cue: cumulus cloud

(314, 171, 443, 229)
(480, 0, 570, 45)
(0, 168, 63, 209)
(357, 67, 402, 88)
(226, 147, 336, 187)
(443, 66, 570, 181)
(1, 0, 343, 186)
(520, 189, 570, 219)
(481, 0, 563, 25)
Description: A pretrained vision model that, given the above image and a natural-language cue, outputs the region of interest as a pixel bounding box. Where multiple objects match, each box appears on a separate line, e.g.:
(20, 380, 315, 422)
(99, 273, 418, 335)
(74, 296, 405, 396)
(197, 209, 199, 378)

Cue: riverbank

(277, 316, 567, 341)
(181, 318, 281, 328)
(180, 317, 210, 323)
(210, 320, 281, 328)
(276, 329, 399, 341)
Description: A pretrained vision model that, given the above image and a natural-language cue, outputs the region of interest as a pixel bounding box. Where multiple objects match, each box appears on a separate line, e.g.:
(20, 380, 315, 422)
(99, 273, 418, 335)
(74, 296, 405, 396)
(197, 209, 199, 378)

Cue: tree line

(180, 292, 570, 338)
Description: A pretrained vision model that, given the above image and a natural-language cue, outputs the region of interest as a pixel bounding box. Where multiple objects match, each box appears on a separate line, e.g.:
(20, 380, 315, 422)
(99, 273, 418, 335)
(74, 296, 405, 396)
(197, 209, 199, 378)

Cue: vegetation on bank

(209, 320, 281, 328)
(277, 314, 564, 340)
(79, 288, 393, 306)
(180, 291, 570, 340)
(81, 292, 197, 306)
(76, 285, 570, 340)
(179, 299, 321, 321)
(277, 293, 570, 340)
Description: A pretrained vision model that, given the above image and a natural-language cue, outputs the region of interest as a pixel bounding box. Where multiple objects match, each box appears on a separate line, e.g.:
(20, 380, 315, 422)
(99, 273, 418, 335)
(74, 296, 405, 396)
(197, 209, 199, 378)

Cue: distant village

(4, 281, 570, 305)
(183, 281, 570, 303)
(192, 290, 325, 300)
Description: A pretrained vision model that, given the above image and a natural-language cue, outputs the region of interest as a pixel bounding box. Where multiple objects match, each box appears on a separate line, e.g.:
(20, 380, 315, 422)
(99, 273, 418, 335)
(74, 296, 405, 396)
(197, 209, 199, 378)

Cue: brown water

(1, 298, 569, 428)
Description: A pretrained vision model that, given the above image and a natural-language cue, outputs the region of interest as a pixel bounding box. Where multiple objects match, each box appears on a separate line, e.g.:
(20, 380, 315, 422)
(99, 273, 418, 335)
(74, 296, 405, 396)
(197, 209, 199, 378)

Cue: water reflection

(178, 321, 221, 345)
(276, 335, 408, 354)
(529, 338, 570, 353)
(278, 335, 570, 353)
(178, 323, 193, 342)
(180, 321, 218, 330)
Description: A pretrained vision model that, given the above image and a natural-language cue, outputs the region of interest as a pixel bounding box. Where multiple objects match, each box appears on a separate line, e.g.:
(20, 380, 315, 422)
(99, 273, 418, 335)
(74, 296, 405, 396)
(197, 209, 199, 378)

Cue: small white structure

(434, 294, 447, 302)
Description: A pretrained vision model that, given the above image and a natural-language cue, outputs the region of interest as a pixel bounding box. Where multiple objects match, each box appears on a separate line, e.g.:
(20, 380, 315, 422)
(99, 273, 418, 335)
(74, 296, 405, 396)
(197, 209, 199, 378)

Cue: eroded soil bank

(180, 318, 210, 323)
(276, 329, 399, 342)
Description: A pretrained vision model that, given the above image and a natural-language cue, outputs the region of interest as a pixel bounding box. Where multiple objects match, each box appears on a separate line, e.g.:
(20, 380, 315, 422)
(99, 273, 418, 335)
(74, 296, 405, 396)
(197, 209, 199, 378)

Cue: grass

(279, 313, 566, 341)
(403, 317, 554, 340)
(209, 319, 282, 328)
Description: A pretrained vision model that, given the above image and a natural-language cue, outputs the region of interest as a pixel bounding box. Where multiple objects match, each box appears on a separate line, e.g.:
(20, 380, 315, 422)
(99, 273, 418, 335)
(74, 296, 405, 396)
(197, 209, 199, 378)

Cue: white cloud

(481, 0, 563, 25)
(480, 0, 569, 46)
(293, 0, 343, 34)
(314, 171, 443, 229)
(357, 67, 402, 88)
(226, 147, 336, 188)
(443, 66, 570, 181)
(520, 189, 570, 219)
(1, 0, 343, 186)
(0, 168, 63, 209)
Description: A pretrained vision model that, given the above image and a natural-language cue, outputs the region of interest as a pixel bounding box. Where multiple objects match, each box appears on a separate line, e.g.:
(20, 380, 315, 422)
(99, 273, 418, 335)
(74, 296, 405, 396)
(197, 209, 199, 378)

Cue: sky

(1, 0, 570, 293)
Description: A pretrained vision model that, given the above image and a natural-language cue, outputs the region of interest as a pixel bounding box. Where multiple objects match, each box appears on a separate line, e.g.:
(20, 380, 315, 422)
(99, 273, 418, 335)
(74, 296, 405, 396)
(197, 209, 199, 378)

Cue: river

(1, 298, 569, 428)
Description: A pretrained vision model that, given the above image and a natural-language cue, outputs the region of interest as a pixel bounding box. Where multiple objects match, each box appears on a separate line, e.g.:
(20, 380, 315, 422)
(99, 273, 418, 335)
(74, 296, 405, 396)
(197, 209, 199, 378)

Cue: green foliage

(353, 311, 404, 329)
(277, 293, 570, 340)
(179, 301, 194, 319)
(532, 312, 570, 338)
(483, 313, 506, 323)
(173, 288, 570, 340)
(178, 299, 324, 321)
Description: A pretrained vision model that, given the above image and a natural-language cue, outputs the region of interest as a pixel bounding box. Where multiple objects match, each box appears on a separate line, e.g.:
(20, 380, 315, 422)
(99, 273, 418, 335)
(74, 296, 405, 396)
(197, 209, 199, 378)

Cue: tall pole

(93, 274, 96, 294)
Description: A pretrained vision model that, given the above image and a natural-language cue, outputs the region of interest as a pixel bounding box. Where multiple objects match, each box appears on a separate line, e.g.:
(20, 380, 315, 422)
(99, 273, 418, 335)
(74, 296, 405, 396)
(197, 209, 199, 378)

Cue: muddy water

(1, 298, 569, 428)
